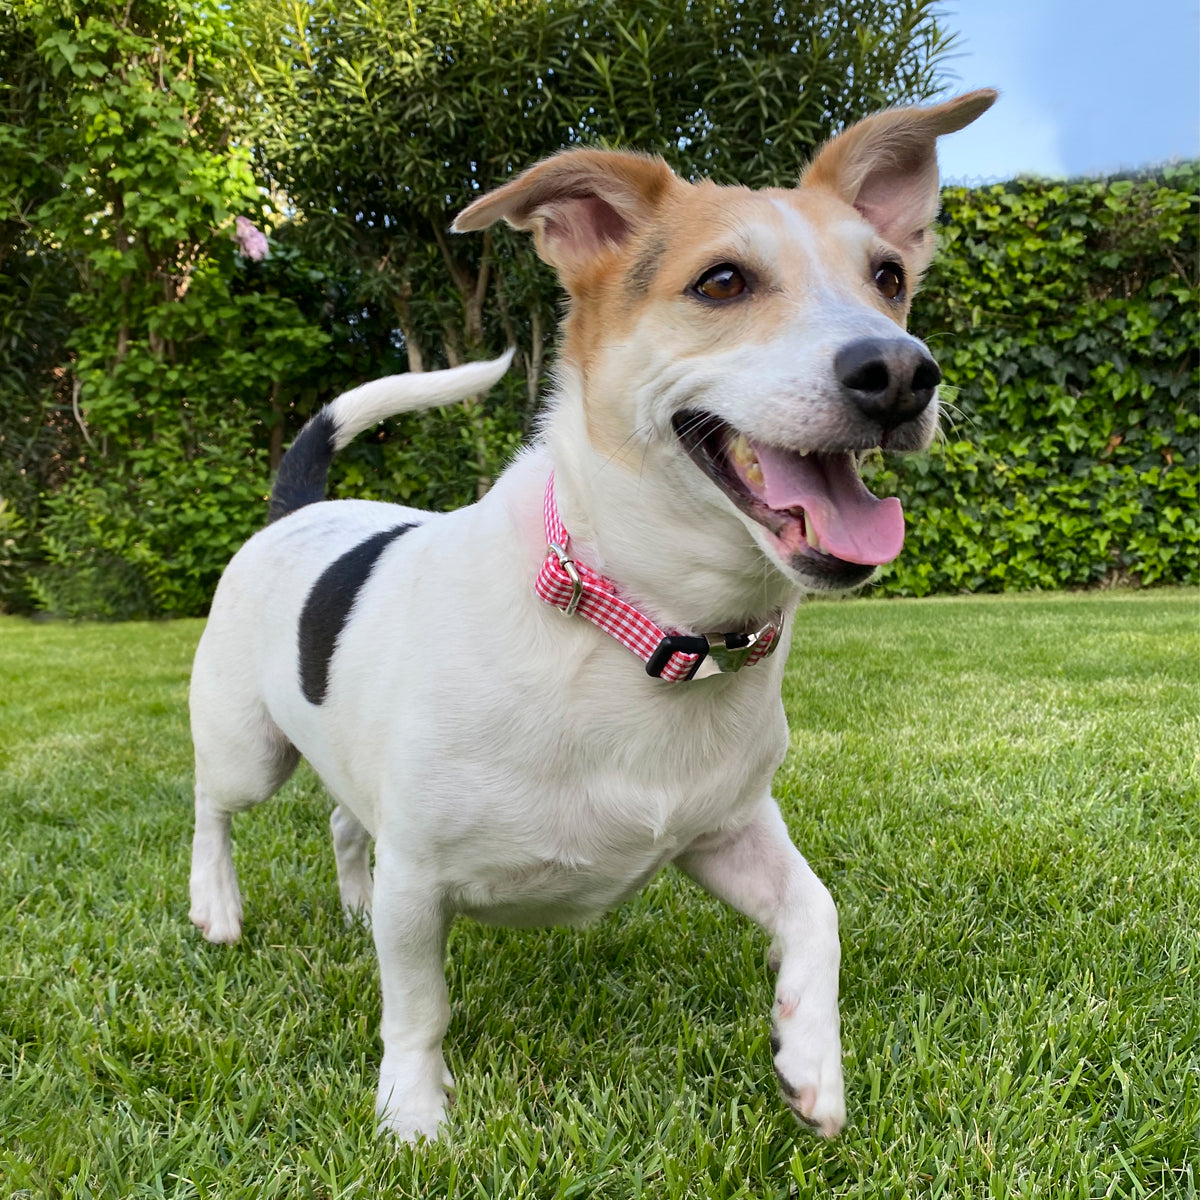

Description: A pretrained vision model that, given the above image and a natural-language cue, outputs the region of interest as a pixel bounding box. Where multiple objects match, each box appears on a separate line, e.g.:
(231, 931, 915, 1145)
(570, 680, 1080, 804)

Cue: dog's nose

(834, 338, 941, 430)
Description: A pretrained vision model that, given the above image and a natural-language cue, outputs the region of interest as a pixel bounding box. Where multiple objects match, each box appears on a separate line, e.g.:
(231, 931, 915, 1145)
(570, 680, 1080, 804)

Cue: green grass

(1, 590, 1197, 1199)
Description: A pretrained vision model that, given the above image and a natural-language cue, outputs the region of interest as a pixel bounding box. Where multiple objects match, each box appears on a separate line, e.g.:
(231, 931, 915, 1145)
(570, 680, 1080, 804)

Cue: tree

(1, 0, 335, 615)
(0, 0, 958, 615)
(246, 0, 956, 495)
(0, 1, 84, 611)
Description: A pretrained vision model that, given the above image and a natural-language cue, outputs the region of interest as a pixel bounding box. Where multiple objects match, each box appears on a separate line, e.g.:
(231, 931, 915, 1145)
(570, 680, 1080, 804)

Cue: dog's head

(455, 90, 996, 594)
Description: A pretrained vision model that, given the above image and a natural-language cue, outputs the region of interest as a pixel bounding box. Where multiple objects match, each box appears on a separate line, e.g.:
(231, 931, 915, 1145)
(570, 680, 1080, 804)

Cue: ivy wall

(2, 164, 1197, 615)
(871, 164, 1198, 595)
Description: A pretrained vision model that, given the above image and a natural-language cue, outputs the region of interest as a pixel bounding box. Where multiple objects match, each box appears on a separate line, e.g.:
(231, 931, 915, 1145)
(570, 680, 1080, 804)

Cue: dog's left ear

(801, 89, 997, 265)
(452, 149, 677, 286)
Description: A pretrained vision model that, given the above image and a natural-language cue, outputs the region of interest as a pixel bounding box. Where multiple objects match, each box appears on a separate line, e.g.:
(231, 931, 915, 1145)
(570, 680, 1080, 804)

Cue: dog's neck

(542, 371, 798, 634)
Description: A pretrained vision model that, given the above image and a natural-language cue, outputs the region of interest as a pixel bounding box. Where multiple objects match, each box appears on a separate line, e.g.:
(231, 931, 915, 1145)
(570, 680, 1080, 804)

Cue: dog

(187, 88, 996, 1143)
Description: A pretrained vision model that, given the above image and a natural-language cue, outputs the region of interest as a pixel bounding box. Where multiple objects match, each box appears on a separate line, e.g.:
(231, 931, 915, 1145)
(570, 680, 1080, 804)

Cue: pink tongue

(750, 442, 906, 566)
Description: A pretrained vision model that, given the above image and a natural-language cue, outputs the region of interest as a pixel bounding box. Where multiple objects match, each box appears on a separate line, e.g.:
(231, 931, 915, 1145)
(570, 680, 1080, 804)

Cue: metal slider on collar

(547, 542, 583, 617)
(646, 614, 784, 680)
(703, 617, 782, 675)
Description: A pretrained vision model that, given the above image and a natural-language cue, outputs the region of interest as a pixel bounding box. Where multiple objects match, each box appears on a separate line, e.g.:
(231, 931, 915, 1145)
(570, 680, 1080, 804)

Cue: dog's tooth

(745, 462, 764, 487)
(805, 519, 823, 553)
(729, 433, 758, 469)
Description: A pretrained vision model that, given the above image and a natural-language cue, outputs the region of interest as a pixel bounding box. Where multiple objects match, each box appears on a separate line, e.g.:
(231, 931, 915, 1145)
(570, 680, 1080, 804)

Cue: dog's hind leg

(189, 779, 246, 945)
(331, 804, 373, 923)
(188, 702, 299, 945)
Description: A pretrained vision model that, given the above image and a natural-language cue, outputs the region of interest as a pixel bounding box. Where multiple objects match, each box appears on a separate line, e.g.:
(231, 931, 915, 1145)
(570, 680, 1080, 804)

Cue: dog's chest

(437, 681, 789, 925)
(446, 782, 727, 927)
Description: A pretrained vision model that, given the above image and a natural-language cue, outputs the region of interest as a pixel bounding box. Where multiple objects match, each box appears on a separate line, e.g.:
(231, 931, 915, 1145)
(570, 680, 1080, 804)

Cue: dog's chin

(782, 548, 878, 593)
(670, 410, 899, 593)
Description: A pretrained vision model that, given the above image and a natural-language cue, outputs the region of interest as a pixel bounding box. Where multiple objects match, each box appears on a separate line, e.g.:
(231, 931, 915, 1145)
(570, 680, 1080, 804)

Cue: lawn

(1, 590, 1197, 1199)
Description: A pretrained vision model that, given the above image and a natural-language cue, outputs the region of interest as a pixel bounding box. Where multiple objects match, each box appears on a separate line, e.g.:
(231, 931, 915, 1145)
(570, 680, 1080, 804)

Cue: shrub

(870, 164, 1199, 594)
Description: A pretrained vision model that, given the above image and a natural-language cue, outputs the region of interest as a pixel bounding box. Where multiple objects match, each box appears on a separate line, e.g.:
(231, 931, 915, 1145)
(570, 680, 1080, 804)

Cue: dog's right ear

(452, 149, 676, 286)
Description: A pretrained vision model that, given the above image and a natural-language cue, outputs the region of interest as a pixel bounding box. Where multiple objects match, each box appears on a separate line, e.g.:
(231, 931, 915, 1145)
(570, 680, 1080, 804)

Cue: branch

(472, 230, 492, 313)
(71, 377, 96, 451)
(430, 219, 472, 299)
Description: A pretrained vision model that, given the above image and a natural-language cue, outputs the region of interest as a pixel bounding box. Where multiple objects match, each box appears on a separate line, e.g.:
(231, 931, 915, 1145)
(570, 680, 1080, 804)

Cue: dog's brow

(626, 235, 669, 294)
(769, 198, 821, 255)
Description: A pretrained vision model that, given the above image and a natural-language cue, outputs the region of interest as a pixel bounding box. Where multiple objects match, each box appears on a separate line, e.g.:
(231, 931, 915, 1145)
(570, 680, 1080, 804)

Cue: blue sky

(934, 0, 1200, 183)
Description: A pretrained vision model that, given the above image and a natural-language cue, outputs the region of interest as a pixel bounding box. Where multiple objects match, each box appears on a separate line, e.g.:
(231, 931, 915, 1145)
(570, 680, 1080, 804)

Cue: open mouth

(672, 411, 906, 588)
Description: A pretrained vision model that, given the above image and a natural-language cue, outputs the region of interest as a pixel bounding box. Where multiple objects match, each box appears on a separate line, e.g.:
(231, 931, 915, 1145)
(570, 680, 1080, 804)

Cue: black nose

(834, 338, 941, 430)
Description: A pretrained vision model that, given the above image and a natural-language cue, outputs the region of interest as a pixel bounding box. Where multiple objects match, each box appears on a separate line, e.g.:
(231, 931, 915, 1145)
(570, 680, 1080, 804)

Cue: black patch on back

(269, 411, 337, 524)
(298, 523, 417, 704)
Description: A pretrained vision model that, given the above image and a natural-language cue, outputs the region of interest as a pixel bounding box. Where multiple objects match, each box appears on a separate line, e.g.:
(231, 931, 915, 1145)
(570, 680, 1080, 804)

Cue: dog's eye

(873, 261, 905, 302)
(693, 264, 747, 301)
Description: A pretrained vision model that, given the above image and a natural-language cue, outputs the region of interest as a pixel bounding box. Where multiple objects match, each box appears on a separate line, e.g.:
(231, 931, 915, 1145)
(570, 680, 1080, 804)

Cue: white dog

(188, 89, 996, 1143)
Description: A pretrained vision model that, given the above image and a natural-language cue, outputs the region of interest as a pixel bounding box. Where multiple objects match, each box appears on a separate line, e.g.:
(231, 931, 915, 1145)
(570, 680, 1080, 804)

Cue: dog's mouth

(672, 411, 905, 588)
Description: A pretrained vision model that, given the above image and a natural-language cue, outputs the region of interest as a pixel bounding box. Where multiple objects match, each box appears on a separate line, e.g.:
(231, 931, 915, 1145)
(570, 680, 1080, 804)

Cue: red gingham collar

(534, 472, 783, 682)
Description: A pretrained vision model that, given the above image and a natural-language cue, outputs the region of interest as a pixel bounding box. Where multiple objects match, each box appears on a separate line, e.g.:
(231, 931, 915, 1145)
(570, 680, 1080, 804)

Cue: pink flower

(235, 216, 269, 261)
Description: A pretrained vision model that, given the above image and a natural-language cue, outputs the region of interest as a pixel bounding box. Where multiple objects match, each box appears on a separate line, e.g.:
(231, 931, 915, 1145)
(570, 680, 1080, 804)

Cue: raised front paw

(770, 991, 846, 1138)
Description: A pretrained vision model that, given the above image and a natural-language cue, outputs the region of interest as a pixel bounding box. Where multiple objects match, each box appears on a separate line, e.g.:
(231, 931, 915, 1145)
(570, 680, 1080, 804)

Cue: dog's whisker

(637, 425, 655, 484)
(673, 411, 725, 444)
(937, 398, 977, 440)
(596, 422, 654, 475)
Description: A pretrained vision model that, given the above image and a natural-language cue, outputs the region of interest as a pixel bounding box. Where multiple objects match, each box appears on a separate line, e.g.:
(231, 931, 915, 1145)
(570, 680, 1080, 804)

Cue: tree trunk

(431, 224, 495, 499)
(393, 280, 425, 373)
(525, 306, 544, 428)
(441, 328, 491, 500)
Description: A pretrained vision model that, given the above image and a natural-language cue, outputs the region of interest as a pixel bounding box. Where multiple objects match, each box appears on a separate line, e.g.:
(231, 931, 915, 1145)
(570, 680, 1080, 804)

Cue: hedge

(870, 164, 1199, 595)
(2, 165, 1197, 615)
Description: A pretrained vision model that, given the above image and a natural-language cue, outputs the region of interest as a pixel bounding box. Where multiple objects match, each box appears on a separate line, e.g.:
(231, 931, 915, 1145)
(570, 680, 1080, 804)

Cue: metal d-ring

(547, 542, 583, 617)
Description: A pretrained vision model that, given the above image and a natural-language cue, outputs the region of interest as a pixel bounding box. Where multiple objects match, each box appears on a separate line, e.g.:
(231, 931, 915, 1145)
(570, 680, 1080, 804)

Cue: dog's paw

(189, 825, 244, 943)
(770, 991, 845, 1138)
(340, 896, 373, 930)
(337, 869, 374, 926)
(376, 1051, 453, 1145)
(376, 1087, 449, 1145)
(188, 877, 243, 944)
(377, 1098, 448, 1144)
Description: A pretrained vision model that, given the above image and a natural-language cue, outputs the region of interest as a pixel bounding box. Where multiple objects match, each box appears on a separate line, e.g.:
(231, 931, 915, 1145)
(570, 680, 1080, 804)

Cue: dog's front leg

(676, 797, 846, 1137)
(371, 841, 454, 1143)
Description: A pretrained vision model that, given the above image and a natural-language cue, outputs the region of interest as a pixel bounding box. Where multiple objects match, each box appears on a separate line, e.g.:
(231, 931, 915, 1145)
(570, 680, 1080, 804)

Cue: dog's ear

(452, 149, 676, 283)
(801, 89, 997, 265)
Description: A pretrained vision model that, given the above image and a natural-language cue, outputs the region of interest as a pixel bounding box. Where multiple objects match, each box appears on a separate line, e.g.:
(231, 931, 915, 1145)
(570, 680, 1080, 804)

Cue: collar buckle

(644, 633, 711, 681)
(645, 614, 784, 681)
(696, 614, 787, 681)
(702, 616, 783, 676)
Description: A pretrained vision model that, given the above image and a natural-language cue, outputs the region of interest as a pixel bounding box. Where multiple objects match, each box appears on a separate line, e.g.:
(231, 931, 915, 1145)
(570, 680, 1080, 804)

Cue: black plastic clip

(645, 634, 710, 680)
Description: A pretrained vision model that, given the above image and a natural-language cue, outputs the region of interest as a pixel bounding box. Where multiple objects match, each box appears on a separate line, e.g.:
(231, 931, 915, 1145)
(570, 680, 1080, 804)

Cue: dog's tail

(267, 350, 514, 523)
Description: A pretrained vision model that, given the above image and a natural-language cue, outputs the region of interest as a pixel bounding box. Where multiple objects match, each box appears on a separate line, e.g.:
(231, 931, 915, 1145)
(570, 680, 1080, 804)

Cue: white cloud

(935, 0, 1198, 183)
(938, 92, 1068, 185)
